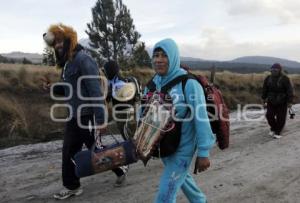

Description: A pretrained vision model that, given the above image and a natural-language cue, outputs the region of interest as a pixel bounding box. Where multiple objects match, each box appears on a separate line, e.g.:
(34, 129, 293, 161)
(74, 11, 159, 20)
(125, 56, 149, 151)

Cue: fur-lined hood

(43, 23, 78, 64)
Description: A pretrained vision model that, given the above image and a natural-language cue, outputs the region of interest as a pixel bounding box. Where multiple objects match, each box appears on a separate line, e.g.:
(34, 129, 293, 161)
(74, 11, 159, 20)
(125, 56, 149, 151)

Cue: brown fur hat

(43, 23, 78, 61)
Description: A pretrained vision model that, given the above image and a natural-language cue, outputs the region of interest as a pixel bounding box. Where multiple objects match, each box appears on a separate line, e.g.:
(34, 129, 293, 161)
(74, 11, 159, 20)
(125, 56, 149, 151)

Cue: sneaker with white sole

(269, 131, 275, 137)
(120, 165, 129, 173)
(53, 187, 83, 200)
(273, 134, 282, 139)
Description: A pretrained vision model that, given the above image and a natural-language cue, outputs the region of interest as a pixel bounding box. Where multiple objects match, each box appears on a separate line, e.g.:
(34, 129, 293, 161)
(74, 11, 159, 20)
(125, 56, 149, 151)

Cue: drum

(74, 140, 138, 178)
(133, 93, 174, 165)
(112, 81, 137, 102)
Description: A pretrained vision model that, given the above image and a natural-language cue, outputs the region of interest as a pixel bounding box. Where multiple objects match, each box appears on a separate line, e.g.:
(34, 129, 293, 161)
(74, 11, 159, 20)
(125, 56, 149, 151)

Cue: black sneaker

(114, 174, 126, 187)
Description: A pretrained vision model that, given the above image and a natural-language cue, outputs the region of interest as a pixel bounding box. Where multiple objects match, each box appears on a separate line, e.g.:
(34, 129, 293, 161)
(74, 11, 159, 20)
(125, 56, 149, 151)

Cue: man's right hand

(194, 157, 210, 174)
(41, 78, 51, 91)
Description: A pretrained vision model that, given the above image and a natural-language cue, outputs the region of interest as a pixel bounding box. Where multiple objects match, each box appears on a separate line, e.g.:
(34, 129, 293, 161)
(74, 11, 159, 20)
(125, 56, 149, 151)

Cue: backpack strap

(181, 74, 198, 95)
(144, 73, 157, 93)
(161, 74, 196, 119)
(161, 74, 190, 94)
(146, 73, 197, 94)
(146, 80, 156, 92)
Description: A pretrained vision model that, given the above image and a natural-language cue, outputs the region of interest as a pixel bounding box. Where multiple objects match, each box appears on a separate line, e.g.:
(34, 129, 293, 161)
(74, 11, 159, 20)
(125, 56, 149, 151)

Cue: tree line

(0, 54, 33, 64)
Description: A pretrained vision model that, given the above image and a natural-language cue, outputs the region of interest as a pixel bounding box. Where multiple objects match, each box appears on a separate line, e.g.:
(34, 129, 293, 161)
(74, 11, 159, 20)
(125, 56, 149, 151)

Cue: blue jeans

(155, 154, 206, 203)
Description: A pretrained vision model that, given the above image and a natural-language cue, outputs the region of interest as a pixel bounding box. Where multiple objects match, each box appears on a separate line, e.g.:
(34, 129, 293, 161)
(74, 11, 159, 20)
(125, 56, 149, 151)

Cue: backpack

(182, 73, 230, 150)
(145, 71, 230, 153)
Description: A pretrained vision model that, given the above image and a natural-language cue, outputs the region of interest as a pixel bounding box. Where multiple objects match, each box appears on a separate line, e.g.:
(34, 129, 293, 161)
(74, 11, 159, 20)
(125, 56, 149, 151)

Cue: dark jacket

(262, 74, 294, 106)
(53, 48, 105, 125)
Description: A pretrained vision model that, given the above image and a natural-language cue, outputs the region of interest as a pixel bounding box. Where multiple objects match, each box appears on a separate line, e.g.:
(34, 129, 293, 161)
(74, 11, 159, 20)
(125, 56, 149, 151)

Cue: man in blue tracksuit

(145, 38, 215, 203)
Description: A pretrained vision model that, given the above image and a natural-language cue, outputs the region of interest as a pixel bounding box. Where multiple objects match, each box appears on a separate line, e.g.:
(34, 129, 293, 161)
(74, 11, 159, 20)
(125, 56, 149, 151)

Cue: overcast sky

(1, 0, 300, 61)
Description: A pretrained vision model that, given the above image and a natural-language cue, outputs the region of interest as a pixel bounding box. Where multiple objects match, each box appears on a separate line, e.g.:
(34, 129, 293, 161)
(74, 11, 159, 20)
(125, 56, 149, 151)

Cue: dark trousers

(266, 103, 288, 135)
(62, 115, 124, 190)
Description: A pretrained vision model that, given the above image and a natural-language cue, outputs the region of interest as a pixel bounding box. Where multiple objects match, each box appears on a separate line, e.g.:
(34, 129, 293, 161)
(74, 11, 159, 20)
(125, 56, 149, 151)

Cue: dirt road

(1, 105, 300, 203)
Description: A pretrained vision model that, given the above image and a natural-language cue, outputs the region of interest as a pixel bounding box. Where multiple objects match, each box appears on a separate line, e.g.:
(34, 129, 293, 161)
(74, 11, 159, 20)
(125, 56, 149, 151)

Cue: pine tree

(42, 47, 55, 66)
(132, 42, 151, 68)
(86, 0, 141, 67)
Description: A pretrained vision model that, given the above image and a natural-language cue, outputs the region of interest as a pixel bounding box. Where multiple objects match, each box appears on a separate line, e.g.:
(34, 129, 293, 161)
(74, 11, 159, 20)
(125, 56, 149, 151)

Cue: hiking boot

(273, 134, 282, 139)
(269, 131, 275, 137)
(53, 187, 83, 200)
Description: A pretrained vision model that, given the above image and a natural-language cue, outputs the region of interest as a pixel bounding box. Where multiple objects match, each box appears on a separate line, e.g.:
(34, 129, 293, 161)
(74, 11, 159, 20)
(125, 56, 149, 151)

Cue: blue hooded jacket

(56, 49, 105, 125)
(147, 38, 215, 157)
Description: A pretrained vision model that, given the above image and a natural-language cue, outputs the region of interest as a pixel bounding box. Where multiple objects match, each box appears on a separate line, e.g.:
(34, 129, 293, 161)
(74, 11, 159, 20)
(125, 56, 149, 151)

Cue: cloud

(179, 27, 300, 61)
(1, 0, 300, 62)
(0, 0, 96, 53)
(223, 0, 300, 24)
(136, 20, 177, 34)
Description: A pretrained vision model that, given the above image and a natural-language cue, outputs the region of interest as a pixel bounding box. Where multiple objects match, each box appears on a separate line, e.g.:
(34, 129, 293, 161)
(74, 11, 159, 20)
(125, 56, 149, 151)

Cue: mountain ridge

(79, 37, 300, 68)
(1, 49, 300, 72)
(180, 55, 300, 68)
(1, 51, 43, 64)
(230, 56, 300, 68)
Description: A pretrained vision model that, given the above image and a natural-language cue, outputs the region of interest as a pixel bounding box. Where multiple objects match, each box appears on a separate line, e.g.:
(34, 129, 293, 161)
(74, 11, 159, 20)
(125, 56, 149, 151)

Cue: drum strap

(91, 116, 120, 152)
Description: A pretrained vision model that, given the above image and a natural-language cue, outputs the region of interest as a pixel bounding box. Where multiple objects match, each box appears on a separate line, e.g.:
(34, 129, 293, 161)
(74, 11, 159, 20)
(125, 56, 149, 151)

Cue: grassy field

(0, 64, 62, 148)
(0, 63, 299, 148)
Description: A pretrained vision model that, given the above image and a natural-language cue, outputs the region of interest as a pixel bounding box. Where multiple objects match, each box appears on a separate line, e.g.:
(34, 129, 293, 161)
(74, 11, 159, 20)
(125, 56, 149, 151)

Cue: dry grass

(0, 63, 63, 148)
(0, 63, 299, 148)
(212, 71, 300, 108)
(127, 68, 300, 109)
(0, 63, 60, 92)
